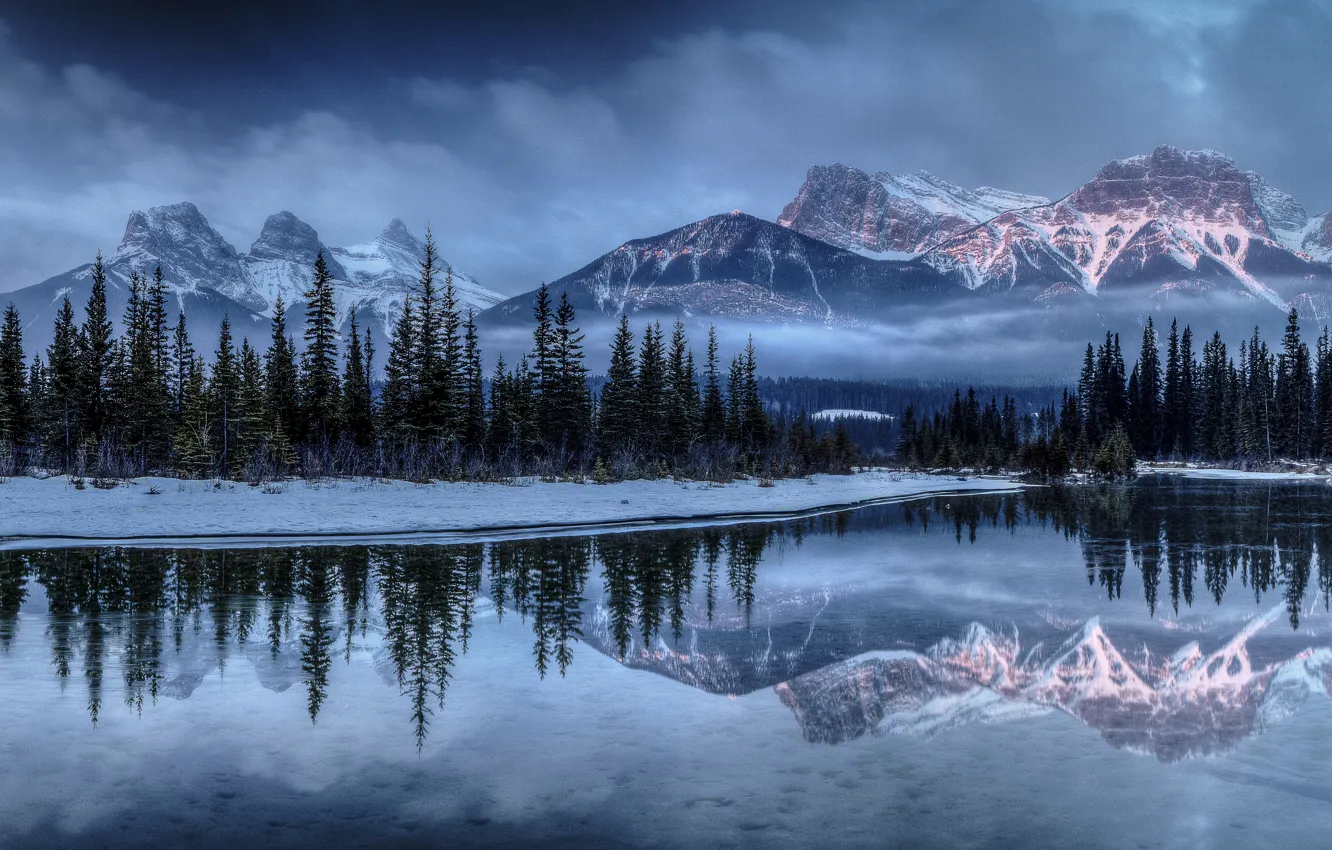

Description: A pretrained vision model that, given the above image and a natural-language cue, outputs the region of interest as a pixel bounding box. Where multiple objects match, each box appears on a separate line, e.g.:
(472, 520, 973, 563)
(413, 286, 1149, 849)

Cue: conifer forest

(4, 231, 1330, 484)
(0, 234, 860, 483)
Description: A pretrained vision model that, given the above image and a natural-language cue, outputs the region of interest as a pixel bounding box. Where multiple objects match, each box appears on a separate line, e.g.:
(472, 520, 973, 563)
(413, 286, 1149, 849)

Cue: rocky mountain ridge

(6, 202, 502, 356)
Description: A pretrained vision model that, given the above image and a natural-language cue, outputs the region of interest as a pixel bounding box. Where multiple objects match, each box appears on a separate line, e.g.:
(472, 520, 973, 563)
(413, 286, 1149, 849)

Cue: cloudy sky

(0, 0, 1329, 296)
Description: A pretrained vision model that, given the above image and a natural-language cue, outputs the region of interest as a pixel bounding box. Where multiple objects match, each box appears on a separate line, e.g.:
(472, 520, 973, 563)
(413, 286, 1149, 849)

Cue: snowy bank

(0, 471, 1021, 548)
(1142, 465, 1332, 482)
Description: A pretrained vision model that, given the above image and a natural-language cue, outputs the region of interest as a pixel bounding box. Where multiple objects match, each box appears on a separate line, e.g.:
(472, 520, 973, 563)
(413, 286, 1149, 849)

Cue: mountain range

(6, 145, 1332, 357)
(486, 145, 1332, 327)
(6, 202, 501, 356)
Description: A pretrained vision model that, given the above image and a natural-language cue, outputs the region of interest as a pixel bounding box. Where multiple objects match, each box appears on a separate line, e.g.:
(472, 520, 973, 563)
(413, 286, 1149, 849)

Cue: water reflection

(4, 477, 1332, 760)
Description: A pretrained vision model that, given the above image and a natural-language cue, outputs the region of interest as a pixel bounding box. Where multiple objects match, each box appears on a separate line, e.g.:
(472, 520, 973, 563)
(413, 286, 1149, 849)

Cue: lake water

(4, 476, 1332, 848)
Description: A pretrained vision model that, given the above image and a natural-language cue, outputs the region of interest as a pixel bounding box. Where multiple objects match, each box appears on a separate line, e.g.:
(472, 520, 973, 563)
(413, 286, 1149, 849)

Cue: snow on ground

(0, 470, 1020, 546)
(1142, 465, 1332, 481)
(809, 409, 893, 421)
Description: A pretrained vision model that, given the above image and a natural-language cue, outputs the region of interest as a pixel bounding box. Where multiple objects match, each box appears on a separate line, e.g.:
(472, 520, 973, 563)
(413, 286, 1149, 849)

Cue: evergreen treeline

(894, 311, 1332, 477)
(0, 239, 857, 482)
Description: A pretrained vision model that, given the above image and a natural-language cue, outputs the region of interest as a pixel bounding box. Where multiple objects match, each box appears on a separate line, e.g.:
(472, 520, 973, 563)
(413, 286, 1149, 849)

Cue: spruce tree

(487, 355, 514, 460)
(636, 321, 666, 456)
(1179, 326, 1196, 458)
(173, 355, 212, 477)
(1276, 308, 1314, 458)
(530, 283, 555, 448)
(546, 292, 590, 459)
(301, 251, 341, 445)
(235, 339, 268, 471)
(380, 294, 418, 442)
(460, 310, 486, 455)
(210, 316, 239, 478)
(665, 319, 700, 459)
(597, 315, 637, 459)
(740, 335, 766, 449)
(265, 296, 299, 449)
(1316, 327, 1332, 457)
(47, 296, 82, 468)
(78, 252, 114, 444)
(700, 325, 726, 443)
(0, 304, 28, 447)
(725, 353, 745, 446)
(1135, 316, 1161, 456)
(439, 266, 464, 439)
(171, 310, 195, 415)
(413, 231, 445, 437)
(1078, 343, 1100, 446)
(1162, 319, 1181, 455)
(340, 308, 374, 449)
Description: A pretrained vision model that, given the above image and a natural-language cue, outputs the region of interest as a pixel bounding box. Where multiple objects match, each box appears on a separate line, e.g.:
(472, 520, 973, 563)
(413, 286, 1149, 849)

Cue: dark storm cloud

(0, 0, 1328, 296)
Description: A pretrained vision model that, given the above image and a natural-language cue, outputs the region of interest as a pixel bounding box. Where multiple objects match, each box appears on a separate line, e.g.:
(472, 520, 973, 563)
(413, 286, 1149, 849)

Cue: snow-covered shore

(0, 470, 1021, 549)
(1141, 464, 1332, 481)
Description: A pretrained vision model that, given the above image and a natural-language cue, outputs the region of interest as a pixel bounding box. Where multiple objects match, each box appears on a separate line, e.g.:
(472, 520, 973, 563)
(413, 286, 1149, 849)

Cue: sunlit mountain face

(4, 476, 1332, 761)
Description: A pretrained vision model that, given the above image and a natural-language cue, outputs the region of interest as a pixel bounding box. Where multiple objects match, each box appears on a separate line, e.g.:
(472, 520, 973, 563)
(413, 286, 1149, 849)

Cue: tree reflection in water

(3, 478, 1332, 748)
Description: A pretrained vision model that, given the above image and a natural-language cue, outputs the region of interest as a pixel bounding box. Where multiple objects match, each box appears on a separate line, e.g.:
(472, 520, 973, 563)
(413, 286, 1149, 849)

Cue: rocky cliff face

(913, 147, 1332, 304)
(777, 164, 1047, 255)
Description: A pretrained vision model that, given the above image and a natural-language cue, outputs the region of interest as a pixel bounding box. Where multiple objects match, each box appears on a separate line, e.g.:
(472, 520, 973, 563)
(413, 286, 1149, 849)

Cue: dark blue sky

(1, 0, 1330, 294)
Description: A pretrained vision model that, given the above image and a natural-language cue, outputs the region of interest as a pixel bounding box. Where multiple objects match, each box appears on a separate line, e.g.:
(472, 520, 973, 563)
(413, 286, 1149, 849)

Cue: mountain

(5, 202, 503, 356)
(479, 210, 964, 327)
(485, 146, 1332, 331)
(6, 203, 270, 359)
(777, 164, 1048, 255)
(902, 147, 1332, 304)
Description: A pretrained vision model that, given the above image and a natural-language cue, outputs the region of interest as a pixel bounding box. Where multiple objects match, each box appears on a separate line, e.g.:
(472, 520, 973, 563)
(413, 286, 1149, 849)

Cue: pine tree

(597, 315, 638, 460)
(264, 297, 300, 451)
(47, 296, 82, 468)
(78, 252, 114, 444)
(725, 353, 745, 446)
(235, 339, 268, 471)
(301, 252, 341, 445)
(1199, 332, 1229, 460)
(413, 231, 444, 437)
(1162, 319, 1181, 455)
(896, 405, 919, 465)
(740, 335, 766, 449)
(1276, 308, 1314, 458)
(1179, 325, 1197, 458)
(210, 316, 239, 478)
(1134, 316, 1161, 456)
(637, 321, 667, 457)
(173, 355, 212, 477)
(439, 265, 464, 439)
(460, 310, 486, 455)
(700, 325, 726, 443)
(529, 283, 555, 449)
(0, 304, 28, 447)
(380, 295, 417, 442)
(171, 310, 195, 416)
(1078, 343, 1100, 446)
(1316, 327, 1332, 457)
(487, 355, 514, 460)
(545, 292, 590, 460)
(340, 308, 374, 449)
(664, 318, 699, 459)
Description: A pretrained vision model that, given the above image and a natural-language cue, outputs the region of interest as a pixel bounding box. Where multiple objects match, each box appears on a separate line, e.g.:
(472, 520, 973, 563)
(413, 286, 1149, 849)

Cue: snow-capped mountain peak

(110, 201, 248, 298)
(238, 210, 345, 313)
(777, 163, 1048, 256)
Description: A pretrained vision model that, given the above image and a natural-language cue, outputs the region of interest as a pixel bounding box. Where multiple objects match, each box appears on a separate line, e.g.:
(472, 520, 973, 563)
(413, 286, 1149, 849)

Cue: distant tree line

(0, 235, 860, 483)
(895, 310, 1332, 478)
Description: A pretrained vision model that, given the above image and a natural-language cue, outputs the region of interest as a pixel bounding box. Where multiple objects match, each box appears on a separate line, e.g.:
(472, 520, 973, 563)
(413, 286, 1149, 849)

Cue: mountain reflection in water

(3, 476, 1332, 761)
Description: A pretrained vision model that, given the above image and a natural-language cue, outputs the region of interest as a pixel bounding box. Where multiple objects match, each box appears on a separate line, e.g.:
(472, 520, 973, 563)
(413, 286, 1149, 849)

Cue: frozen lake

(4, 476, 1332, 847)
